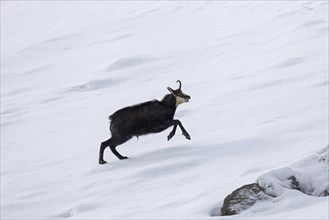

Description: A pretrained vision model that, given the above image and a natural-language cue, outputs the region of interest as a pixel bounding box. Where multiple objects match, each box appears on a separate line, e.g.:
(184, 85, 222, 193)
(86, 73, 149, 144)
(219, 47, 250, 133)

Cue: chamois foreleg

(164, 120, 191, 140)
(167, 125, 177, 141)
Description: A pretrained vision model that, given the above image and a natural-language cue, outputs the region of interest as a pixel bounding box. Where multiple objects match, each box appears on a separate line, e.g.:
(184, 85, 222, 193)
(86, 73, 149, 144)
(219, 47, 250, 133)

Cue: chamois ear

(167, 87, 176, 96)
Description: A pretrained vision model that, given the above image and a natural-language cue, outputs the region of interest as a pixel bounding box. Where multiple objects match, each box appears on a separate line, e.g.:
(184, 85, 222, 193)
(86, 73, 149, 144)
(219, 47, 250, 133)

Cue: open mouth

(185, 97, 190, 102)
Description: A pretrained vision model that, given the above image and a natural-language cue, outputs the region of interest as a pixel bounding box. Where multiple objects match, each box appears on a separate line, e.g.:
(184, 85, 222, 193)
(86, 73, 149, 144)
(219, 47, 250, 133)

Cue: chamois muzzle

(185, 96, 191, 102)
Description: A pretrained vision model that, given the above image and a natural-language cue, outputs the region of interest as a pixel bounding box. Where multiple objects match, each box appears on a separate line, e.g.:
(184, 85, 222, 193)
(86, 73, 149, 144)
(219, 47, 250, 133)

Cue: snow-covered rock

(220, 146, 328, 216)
(257, 146, 329, 197)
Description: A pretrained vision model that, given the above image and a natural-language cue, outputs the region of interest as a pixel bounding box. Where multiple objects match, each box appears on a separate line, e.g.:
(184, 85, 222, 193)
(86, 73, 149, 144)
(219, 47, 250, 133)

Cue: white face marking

(176, 96, 186, 106)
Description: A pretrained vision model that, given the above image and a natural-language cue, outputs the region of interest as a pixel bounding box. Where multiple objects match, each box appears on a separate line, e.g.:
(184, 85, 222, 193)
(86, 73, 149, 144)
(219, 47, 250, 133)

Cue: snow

(257, 147, 329, 198)
(1, 1, 328, 219)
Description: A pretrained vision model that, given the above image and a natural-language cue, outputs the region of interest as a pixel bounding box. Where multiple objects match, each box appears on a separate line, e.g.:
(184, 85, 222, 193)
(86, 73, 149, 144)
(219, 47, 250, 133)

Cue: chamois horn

(176, 80, 182, 90)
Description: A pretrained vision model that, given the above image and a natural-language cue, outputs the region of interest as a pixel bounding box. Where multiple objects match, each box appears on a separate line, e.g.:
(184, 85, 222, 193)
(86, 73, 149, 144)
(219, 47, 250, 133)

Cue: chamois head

(167, 80, 191, 106)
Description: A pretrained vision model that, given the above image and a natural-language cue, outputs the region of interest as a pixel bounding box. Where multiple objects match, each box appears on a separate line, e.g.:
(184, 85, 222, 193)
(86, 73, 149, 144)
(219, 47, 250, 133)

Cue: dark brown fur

(99, 81, 191, 164)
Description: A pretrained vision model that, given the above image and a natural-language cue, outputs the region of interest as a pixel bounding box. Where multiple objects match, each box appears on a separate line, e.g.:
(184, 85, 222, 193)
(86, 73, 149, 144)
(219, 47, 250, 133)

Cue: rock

(288, 176, 301, 191)
(221, 183, 273, 216)
(323, 190, 329, 196)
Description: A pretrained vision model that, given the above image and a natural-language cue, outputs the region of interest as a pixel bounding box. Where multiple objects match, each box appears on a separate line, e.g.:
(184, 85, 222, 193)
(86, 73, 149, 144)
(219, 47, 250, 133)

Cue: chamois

(99, 80, 191, 164)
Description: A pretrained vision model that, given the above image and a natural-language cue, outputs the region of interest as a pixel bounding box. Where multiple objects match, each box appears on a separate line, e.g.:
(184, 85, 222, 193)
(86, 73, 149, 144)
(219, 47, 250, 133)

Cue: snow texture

(1, 1, 328, 219)
(257, 146, 329, 197)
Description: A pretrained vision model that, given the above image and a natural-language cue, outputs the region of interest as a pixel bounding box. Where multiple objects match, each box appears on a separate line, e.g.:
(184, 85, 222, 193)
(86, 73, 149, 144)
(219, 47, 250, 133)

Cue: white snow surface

(257, 147, 329, 198)
(1, 1, 328, 219)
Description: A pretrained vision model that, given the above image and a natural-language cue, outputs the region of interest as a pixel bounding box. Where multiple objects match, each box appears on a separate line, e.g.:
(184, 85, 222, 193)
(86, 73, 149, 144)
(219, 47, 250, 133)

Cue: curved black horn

(176, 80, 182, 90)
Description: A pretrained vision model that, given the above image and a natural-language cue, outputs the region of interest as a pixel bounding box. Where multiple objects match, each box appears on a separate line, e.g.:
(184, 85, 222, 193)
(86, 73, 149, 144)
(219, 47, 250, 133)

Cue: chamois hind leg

(99, 139, 110, 164)
(109, 135, 132, 160)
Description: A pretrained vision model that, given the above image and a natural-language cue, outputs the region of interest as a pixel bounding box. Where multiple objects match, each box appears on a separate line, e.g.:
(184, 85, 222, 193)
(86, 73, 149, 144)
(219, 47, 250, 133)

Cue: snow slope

(1, 1, 328, 219)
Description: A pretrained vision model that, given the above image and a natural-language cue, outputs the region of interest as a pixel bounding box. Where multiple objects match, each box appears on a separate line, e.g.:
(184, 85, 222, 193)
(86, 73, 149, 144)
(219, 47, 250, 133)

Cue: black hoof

(99, 160, 107, 165)
(119, 156, 129, 160)
(183, 133, 191, 140)
(168, 133, 174, 141)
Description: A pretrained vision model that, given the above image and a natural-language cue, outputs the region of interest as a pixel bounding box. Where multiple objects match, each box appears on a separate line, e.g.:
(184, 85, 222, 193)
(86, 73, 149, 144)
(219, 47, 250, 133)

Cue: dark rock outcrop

(288, 176, 301, 191)
(221, 183, 273, 216)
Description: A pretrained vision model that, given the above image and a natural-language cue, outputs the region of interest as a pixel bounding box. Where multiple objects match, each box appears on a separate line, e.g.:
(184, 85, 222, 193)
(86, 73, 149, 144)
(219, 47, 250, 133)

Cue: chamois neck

(161, 94, 176, 108)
